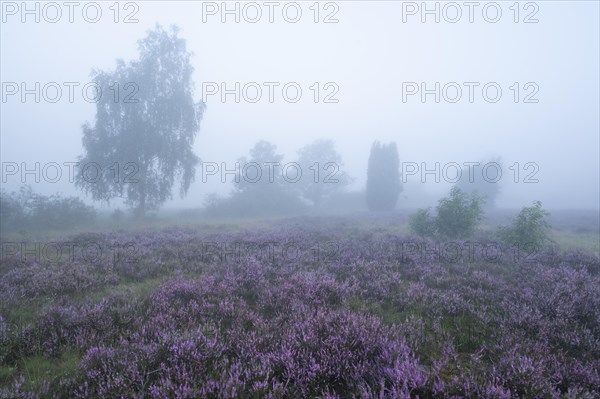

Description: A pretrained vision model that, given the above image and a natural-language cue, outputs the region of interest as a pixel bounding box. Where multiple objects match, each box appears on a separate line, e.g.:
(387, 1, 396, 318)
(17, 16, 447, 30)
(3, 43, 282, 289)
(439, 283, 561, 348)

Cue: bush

(29, 194, 96, 230)
(408, 208, 436, 237)
(0, 186, 96, 232)
(0, 188, 27, 233)
(498, 201, 551, 248)
(409, 187, 485, 239)
(203, 188, 307, 218)
(435, 187, 485, 239)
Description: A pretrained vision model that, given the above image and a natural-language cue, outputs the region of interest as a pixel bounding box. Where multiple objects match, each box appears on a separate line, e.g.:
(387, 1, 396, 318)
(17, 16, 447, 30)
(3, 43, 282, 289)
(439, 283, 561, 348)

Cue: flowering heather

(1, 218, 599, 398)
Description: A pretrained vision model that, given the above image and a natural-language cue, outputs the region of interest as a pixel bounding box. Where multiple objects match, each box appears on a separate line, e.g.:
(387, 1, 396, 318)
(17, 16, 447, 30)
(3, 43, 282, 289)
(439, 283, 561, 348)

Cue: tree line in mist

(1, 24, 501, 231)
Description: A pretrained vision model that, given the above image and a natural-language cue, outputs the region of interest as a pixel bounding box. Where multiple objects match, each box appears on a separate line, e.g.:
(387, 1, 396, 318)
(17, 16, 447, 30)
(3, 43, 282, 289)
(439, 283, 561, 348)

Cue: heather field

(1, 215, 599, 398)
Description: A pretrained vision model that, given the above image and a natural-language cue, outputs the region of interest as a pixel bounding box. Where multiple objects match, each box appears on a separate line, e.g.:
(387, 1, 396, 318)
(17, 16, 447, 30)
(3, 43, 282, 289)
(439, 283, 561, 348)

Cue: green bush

(0, 191, 24, 233)
(408, 208, 436, 237)
(435, 187, 485, 239)
(409, 187, 485, 239)
(498, 201, 551, 248)
(0, 186, 96, 232)
(29, 194, 96, 230)
(0, 186, 32, 233)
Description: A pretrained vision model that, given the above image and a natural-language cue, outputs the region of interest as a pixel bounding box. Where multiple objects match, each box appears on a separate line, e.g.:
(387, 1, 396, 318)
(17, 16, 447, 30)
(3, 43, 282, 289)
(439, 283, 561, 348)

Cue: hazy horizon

(2, 1, 599, 211)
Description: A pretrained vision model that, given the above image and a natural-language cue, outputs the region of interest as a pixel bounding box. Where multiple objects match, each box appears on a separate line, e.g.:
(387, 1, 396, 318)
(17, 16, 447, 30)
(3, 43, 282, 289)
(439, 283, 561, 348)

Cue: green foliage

(498, 201, 551, 248)
(0, 186, 29, 232)
(76, 25, 204, 217)
(409, 187, 484, 239)
(29, 195, 96, 230)
(408, 207, 436, 237)
(0, 186, 95, 233)
(435, 187, 485, 239)
(366, 141, 402, 212)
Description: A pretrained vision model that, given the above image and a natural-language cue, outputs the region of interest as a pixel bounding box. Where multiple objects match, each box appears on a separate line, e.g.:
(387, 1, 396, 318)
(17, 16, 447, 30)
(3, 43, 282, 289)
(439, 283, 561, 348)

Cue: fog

(1, 1, 599, 212)
(3, 3, 600, 396)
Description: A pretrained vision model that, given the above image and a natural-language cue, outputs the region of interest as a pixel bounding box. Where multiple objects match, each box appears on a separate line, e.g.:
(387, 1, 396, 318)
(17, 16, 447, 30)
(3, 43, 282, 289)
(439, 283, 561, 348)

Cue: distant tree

(204, 141, 305, 217)
(455, 157, 501, 209)
(235, 141, 285, 193)
(76, 25, 205, 218)
(295, 139, 352, 207)
(366, 141, 402, 211)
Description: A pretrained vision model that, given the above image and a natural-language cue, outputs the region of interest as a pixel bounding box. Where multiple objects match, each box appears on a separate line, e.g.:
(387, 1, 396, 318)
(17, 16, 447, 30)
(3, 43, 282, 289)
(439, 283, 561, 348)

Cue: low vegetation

(1, 218, 598, 398)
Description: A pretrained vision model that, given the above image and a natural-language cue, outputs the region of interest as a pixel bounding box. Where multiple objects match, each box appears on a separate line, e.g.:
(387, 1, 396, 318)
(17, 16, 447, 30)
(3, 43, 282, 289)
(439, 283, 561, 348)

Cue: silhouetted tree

(295, 139, 351, 207)
(76, 25, 205, 218)
(204, 141, 306, 217)
(366, 141, 402, 211)
(235, 141, 285, 194)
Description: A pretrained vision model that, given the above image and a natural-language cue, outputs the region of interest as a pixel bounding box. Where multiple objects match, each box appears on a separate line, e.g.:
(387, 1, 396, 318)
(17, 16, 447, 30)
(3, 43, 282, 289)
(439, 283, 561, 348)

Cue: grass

(4, 302, 44, 327)
(549, 229, 600, 256)
(0, 350, 80, 391)
(85, 273, 173, 303)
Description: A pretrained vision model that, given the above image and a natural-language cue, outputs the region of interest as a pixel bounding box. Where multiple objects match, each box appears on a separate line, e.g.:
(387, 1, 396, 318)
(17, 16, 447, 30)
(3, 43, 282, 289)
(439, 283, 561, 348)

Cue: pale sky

(1, 1, 599, 210)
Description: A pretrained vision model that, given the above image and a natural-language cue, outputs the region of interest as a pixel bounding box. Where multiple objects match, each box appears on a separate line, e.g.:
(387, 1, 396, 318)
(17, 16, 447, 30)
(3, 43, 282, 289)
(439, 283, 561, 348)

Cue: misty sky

(1, 1, 599, 210)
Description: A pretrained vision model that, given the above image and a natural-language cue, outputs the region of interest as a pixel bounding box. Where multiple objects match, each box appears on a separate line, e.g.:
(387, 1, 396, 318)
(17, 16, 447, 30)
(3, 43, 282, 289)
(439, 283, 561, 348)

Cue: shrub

(0, 186, 32, 233)
(29, 194, 96, 230)
(435, 187, 485, 239)
(0, 193, 22, 233)
(408, 208, 436, 237)
(0, 186, 96, 232)
(409, 187, 484, 239)
(203, 189, 307, 218)
(498, 201, 551, 249)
